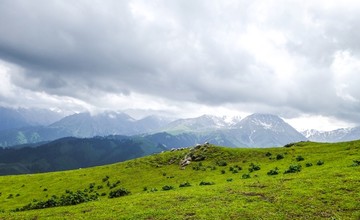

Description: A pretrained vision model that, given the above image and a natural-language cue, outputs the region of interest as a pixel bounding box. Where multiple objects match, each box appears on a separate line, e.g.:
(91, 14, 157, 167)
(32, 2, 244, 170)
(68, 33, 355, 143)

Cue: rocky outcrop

(179, 142, 210, 169)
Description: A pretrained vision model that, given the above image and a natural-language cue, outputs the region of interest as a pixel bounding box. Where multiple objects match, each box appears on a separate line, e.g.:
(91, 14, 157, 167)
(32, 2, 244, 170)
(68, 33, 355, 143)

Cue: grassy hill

(0, 141, 359, 219)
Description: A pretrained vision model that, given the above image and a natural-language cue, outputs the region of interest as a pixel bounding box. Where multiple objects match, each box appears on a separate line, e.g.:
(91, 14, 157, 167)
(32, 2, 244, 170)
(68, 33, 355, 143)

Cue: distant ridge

(0, 110, 306, 148)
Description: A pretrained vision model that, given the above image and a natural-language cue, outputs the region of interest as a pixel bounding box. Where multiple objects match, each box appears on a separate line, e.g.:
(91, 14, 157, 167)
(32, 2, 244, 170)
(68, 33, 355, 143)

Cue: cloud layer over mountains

(1, 0, 360, 127)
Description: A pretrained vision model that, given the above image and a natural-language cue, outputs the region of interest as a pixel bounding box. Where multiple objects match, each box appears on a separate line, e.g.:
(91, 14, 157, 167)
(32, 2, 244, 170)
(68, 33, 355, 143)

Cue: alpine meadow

(0, 141, 359, 219)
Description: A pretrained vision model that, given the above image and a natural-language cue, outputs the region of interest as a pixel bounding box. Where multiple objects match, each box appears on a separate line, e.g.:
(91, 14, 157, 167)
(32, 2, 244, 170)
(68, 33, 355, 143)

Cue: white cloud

(0, 1, 360, 129)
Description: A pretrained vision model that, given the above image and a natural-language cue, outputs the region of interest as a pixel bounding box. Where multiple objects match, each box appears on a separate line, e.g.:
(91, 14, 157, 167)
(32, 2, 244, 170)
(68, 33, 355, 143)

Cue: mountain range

(1, 106, 360, 149)
(0, 107, 64, 131)
(0, 107, 307, 148)
(302, 127, 360, 143)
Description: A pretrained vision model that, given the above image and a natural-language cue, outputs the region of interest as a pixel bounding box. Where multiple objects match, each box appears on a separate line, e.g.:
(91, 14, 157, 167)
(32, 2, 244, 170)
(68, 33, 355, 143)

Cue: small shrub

(162, 185, 174, 191)
(100, 193, 106, 196)
(7, 194, 13, 199)
(199, 181, 215, 186)
(232, 169, 239, 174)
(317, 160, 324, 166)
(276, 154, 284, 160)
(97, 185, 103, 190)
(226, 178, 233, 182)
(43, 188, 48, 192)
(284, 164, 302, 174)
(267, 167, 279, 175)
(108, 188, 130, 198)
(265, 152, 272, 157)
(150, 188, 158, 192)
(234, 165, 242, 170)
(102, 176, 110, 182)
(296, 156, 305, 161)
(284, 142, 296, 148)
(192, 166, 200, 171)
(162, 173, 167, 176)
(221, 170, 226, 174)
(16, 194, 20, 197)
(229, 167, 234, 171)
(216, 161, 227, 166)
(242, 174, 251, 179)
(179, 182, 191, 187)
(89, 183, 96, 189)
(143, 187, 148, 191)
(248, 163, 261, 172)
(306, 163, 313, 167)
(351, 160, 360, 167)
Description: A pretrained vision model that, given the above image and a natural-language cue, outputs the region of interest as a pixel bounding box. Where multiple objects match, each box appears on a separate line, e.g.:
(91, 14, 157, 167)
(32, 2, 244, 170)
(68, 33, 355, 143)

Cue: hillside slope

(0, 136, 166, 175)
(0, 141, 359, 219)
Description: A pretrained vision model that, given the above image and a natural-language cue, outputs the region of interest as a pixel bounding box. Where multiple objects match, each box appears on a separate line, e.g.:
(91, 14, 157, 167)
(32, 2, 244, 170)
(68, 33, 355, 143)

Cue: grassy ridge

(0, 141, 359, 219)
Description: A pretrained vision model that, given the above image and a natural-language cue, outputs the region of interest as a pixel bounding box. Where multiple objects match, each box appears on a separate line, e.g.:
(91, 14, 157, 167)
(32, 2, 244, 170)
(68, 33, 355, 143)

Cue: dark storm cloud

(1, 0, 360, 124)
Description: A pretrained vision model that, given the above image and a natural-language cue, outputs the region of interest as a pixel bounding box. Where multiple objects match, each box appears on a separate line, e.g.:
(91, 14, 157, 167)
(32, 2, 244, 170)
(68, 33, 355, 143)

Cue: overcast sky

(0, 0, 360, 131)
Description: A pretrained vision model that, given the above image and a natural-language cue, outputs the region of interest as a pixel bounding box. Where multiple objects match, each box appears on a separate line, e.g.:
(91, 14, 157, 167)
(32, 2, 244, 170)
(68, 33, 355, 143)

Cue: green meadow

(0, 141, 359, 219)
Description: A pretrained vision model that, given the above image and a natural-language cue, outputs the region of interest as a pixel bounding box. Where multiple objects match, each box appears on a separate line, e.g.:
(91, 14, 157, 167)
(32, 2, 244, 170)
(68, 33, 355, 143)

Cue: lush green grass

(0, 141, 360, 219)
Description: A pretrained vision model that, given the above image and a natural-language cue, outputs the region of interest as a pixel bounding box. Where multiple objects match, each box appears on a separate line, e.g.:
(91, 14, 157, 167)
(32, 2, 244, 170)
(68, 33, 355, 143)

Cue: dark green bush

(102, 176, 109, 182)
(242, 174, 251, 179)
(199, 181, 215, 186)
(248, 163, 261, 172)
(234, 165, 242, 170)
(267, 167, 279, 175)
(108, 188, 130, 198)
(216, 161, 227, 166)
(296, 156, 305, 161)
(284, 164, 302, 174)
(162, 185, 174, 191)
(317, 160, 324, 166)
(276, 154, 284, 160)
(306, 163, 313, 167)
(265, 152, 272, 157)
(226, 178, 233, 182)
(97, 185, 103, 190)
(89, 183, 95, 189)
(221, 170, 226, 174)
(109, 180, 121, 189)
(192, 165, 200, 171)
(179, 182, 191, 187)
(351, 160, 360, 167)
(284, 143, 296, 148)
